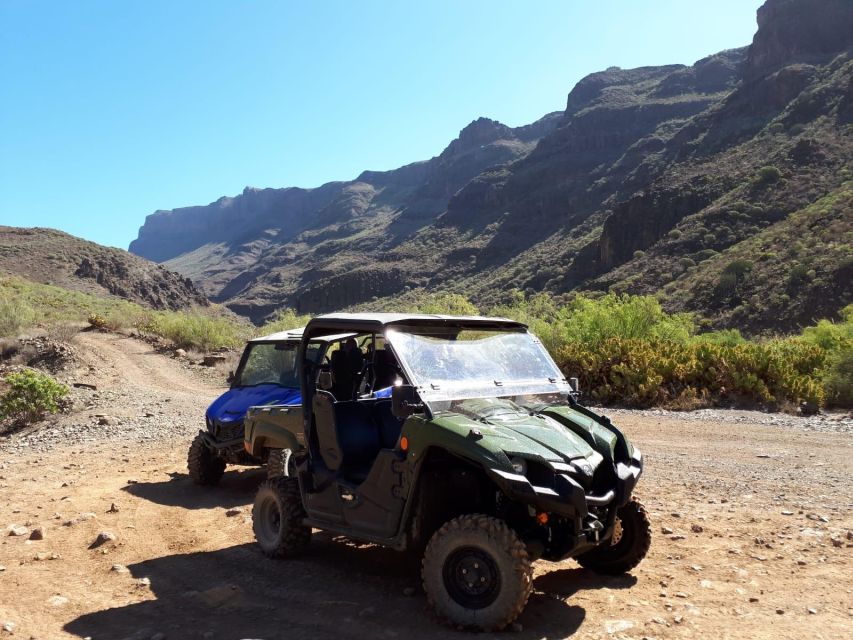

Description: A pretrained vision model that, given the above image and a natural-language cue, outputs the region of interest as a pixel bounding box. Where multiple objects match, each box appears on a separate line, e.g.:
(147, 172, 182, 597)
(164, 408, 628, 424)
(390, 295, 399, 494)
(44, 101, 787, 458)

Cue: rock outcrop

(0, 227, 207, 310)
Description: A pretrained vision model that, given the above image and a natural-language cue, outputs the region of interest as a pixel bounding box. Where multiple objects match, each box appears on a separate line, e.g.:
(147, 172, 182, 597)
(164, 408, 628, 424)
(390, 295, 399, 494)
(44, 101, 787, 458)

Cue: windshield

(235, 342, 299, 387)
(386, 327, 570, 402)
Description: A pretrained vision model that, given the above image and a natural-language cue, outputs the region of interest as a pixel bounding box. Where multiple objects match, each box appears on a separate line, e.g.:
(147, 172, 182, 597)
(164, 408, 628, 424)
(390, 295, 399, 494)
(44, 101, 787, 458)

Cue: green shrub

(823, 347, 853, 408)
(555, 337, 825, 409)
(492, 291, 694, 353)
(138, 311, 247, 351)
(0, 368, 68, 425)
(695, 329, 746, 346)
(416, 293, 479, 315)
(486, 291, 845, 411)
(1, 276, 145, 328)
(788, 264, 812, 285)
(756, 165, 782, 184)
(0, 296, 37, 337)
(723, 259, 754, 279)
(715, 272, 739, 296)
(801, 306, 853, 350)
(259, 308, 312, 335)
(693, 249, 718, 262)
(797, 306, 853, 406)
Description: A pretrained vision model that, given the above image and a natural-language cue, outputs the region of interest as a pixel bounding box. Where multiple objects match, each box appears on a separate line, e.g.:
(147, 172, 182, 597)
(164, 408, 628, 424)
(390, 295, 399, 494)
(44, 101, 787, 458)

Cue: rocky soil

(0, 332, 850, 639)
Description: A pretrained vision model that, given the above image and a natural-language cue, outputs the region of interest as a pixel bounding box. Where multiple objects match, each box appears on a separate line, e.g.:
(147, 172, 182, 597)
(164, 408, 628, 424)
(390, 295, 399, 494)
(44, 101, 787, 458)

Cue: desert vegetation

(1, 275, 849, 412)
(384, 290, 851, 412)
(0, 368, 68, 429)
(437, 291, 849, 411)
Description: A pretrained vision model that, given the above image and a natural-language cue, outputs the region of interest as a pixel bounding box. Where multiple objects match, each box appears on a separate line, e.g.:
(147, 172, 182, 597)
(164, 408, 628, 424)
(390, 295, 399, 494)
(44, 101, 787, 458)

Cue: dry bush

(46, 323, 80, 344)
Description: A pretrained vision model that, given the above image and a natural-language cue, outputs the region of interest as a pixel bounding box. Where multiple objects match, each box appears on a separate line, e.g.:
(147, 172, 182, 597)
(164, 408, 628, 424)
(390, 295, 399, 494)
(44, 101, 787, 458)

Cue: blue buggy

(187, 328, 304, 485)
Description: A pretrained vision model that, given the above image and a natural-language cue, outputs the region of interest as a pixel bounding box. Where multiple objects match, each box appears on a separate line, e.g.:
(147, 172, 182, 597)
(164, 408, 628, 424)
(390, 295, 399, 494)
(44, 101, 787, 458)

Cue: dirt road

(0, 333, 850, 639)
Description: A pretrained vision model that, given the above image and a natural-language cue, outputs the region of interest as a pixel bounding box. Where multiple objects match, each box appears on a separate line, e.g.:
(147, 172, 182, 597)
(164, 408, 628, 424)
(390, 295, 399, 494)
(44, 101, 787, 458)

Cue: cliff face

(129, 184, 343, 264)
(746, 0, 853, 78)
(0, 227, 207, 310)
(130, 0, 853, 332)
(131, 113, 561, 320)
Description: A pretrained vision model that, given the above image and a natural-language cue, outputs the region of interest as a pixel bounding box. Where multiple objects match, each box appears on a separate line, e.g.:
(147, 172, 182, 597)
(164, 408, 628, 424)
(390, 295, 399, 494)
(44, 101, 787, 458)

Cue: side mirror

(568, 377, 580, 399)
(392, 384, 424, 419)
(227, 371, 235, 385)
(317, 370, 333, 391)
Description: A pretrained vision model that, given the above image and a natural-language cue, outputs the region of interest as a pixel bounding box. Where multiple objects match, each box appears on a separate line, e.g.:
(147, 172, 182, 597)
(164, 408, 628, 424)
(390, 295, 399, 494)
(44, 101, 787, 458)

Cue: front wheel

(422, 514, 532, 631)
(576, 497, 651, 575)
(187, 433, 226, 486)
(252, 477, 311, 557)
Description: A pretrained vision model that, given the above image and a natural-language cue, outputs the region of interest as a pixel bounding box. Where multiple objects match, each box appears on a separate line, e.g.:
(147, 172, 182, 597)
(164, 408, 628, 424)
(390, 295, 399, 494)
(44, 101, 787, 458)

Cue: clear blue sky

(0, 0, 763, 250)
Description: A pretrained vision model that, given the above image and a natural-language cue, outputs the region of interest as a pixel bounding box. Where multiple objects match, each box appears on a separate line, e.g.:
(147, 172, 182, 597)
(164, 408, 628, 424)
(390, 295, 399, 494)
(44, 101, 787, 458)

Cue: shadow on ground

(62, 535, 634, 640)
(122, 468, 266, 509)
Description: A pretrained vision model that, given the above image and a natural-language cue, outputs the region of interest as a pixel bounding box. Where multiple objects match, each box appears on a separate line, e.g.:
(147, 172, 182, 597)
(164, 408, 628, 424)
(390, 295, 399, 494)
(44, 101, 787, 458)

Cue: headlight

(576, 460, 594, 477)
(510, 457, 527, 475)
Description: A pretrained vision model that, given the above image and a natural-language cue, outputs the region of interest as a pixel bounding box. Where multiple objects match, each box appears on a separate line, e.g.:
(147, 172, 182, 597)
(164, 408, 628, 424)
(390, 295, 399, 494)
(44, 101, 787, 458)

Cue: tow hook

(587, 518, 604, 543)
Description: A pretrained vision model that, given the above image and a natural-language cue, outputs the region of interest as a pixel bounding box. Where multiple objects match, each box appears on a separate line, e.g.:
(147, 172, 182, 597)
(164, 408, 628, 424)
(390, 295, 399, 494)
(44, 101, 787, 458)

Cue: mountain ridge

(130, 0, 852, 332)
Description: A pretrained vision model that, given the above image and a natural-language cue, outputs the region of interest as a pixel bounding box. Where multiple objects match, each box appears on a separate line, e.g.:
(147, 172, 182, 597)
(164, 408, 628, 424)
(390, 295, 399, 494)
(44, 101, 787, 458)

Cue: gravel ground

(0, 332, 225, 454)
(593, 406, 853, 434)
(0, 333, 850, 640)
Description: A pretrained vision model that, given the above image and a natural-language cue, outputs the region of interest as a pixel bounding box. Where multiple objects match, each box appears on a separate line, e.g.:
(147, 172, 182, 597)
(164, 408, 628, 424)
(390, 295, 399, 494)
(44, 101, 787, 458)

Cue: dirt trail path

(0, 335, 851, 639)
(1, 331, 225, 453)
(72, 331, 216, 398)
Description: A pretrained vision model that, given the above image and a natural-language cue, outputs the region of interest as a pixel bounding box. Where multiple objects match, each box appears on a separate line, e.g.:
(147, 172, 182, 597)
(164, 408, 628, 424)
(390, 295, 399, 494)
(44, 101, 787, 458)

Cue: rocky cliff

(0, 227, 207, 310)
(131, 112, 561, 319)
(130, 0, 852, 332)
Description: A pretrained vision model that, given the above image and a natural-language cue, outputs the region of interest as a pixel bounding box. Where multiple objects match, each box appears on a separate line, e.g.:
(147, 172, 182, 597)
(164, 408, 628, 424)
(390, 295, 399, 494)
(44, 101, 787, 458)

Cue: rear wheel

(187, 433, 226, 486)
(576, 497, 651, 575)
(422, 514, 532, 631)
(252, 477, 311, 557)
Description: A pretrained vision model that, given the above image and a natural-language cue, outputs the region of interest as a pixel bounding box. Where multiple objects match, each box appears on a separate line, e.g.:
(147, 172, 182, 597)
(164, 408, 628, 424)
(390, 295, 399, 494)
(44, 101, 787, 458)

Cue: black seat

(373, 349, 398, 390)
(331, 347, 367, 400)
(330, 350, 353, 400)
(313, 391, 381, 483)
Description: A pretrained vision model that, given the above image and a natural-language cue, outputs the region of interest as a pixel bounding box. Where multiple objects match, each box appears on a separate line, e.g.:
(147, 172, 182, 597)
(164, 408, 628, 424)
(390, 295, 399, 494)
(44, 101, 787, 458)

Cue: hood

(434, 399, 599, 463)
(206, 385, 301, 424)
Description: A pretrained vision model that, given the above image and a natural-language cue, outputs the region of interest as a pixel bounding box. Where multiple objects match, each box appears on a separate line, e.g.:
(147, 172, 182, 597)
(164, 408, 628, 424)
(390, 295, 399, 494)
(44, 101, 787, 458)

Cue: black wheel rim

(442, 546, 501, 609)
(257, 494, 282, 545)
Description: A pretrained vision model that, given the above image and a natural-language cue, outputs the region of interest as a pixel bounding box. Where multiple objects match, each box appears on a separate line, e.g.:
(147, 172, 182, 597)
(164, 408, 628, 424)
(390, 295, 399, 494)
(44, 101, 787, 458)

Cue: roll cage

(298, 313, 528, 431)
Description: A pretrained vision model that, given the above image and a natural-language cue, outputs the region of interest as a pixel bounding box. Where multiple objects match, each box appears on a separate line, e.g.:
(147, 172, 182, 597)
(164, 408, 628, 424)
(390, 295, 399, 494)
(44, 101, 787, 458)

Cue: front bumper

(486, 447, 643, 521)
(199, 430, 243, 451)
(487, 448, 643, 560)
(204, 415, 246, 447)
(199, 418, 253, 461)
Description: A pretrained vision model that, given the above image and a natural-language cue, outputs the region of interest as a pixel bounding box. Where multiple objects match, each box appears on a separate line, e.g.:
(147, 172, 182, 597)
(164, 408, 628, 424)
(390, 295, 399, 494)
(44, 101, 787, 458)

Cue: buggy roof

(248, 327, 355, 344)
(304, 313, 527, 336)
(248, 327, 304, 343)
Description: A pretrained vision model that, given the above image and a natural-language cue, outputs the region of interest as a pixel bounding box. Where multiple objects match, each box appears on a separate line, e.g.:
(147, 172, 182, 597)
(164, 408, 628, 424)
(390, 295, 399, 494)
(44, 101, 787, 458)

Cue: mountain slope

(130, 0, 853, 331)
(0, 227, 207, 310)
(131, 113, 562, 319)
